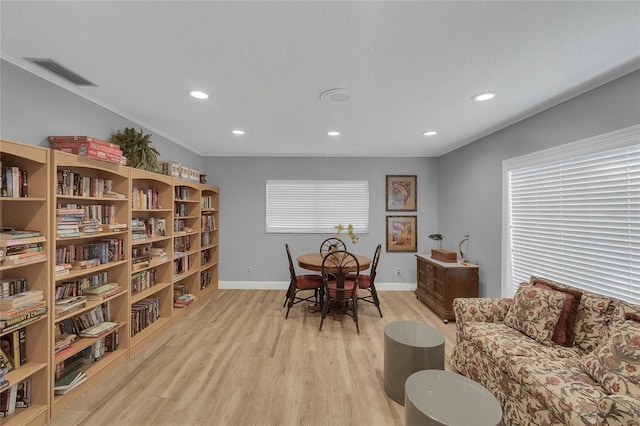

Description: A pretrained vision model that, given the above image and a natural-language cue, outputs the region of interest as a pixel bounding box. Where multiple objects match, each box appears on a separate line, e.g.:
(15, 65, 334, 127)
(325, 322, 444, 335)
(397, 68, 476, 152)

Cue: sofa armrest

(598, 394, 640, 425)
(453, 297, 513, 341)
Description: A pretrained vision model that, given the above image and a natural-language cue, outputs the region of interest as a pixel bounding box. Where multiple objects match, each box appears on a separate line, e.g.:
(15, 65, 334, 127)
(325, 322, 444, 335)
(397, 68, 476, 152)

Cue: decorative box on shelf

(431, 249, 457, 263)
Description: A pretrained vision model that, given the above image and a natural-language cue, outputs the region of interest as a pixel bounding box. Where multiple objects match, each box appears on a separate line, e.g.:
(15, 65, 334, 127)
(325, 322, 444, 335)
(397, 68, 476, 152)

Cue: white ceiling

(1, 1, 639, 157)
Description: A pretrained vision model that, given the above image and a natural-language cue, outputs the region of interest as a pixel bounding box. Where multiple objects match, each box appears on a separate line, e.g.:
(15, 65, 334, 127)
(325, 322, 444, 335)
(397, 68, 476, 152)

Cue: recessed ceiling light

(423, 131, 437, 136)
(472, 92, 495, 102)
(327, 131, 340, 136)
(190, 90, 209, 99)
(232, 130, 245, 135)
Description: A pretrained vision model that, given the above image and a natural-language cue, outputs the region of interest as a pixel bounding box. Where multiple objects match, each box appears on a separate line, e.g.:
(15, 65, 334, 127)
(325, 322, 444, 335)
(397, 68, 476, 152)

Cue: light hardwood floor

(48, 290, 457, 426)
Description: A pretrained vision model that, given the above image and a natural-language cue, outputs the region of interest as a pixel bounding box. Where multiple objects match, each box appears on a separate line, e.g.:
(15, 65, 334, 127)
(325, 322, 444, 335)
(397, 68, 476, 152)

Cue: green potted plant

(110, 127, 160, 172)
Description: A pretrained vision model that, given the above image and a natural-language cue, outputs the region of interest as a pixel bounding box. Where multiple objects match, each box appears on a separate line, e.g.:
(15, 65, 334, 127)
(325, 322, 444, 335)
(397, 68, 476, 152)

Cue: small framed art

(386, 175, 417, 211)
(386, 215, 417, 252)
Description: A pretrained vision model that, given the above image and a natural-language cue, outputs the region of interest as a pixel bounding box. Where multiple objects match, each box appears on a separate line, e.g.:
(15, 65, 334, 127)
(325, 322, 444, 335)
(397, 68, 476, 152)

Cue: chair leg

(352, 298, 360, 333)
(370, 285, 383, 317)
(319, 295, 331, 331)
(285, 289, 296, 319)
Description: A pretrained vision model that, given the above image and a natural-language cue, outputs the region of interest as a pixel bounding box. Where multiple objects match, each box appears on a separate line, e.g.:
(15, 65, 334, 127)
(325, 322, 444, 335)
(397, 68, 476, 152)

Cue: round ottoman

(405, 370, 502, 426)
(383, 321, 445, 405)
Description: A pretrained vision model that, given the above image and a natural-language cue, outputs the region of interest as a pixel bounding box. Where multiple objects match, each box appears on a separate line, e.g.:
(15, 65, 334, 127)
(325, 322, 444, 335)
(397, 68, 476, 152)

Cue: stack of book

(55, 263, 72, 277)
(82, 283, 123, 301)
(151, 246, 168, 261)
(54, 333, 77, 356)
(0, 230, 46, 266)
(132, 244, 152, 271)
(48, 136, 125, 165)
(78, 321, 119, 338)
(56, 207, 84, 238)
(54, 296, 87, 317)
(54, 367, 86, 395)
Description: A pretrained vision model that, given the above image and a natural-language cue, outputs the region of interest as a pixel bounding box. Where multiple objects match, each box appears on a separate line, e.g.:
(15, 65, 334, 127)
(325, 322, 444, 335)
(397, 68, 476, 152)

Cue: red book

(54, 147, 122, 164)
(48, 136, 120, 149)
(51, 142, 122, 156)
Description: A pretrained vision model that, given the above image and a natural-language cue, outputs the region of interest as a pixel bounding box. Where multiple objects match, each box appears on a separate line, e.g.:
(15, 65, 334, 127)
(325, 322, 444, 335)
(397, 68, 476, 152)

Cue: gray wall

(202, 156, 438, 288)
(0, 59, 203, 171)
(438, 69, 640, 297)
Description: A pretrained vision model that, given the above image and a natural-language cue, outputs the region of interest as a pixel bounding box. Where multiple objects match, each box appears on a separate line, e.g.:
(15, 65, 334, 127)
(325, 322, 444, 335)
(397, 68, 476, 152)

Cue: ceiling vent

(24, 58, 97, 86)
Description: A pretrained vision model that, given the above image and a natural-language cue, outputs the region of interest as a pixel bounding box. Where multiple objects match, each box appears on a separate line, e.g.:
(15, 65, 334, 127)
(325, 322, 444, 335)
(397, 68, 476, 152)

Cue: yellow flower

(334, 224, 359, 244)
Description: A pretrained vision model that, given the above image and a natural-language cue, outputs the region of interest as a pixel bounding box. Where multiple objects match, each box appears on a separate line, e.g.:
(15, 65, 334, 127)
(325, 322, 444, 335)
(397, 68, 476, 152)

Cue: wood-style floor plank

(48, 290, 457, 426)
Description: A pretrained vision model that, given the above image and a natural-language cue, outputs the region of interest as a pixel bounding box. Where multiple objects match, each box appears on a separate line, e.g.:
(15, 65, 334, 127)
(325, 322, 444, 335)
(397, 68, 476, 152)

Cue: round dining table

(297, 252, 371, 273)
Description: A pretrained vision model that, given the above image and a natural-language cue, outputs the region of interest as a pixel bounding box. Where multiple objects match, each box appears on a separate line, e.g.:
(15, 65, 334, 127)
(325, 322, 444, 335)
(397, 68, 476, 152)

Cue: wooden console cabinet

(415, 254, 479, 322)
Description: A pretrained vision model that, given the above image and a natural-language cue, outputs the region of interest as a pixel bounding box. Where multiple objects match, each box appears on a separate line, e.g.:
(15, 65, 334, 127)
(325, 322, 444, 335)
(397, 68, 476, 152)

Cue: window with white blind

(502, 125, 640, 303)
(266, 180, 369, 234)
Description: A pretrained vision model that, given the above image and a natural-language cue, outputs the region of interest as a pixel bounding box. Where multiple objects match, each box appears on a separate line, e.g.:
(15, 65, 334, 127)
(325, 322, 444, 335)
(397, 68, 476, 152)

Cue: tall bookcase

(129, 169, 174, 356)
(1, 140, 219, 423)
(172, 180, 201, 319)
(0, 140, 51, 426)
(50, 150, 130, 416)
(199, 184, 219, 297)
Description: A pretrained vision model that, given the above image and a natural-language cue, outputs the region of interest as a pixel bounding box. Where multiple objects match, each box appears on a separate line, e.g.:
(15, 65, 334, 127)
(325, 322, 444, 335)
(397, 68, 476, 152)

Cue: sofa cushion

(582, 314, 640, 395)
(531, 276, 583, 347)
(506, 356, 605, 425)
(504, 284, 566, 346)
(573, 292, 615, 353)
(464, 322, 580, 370)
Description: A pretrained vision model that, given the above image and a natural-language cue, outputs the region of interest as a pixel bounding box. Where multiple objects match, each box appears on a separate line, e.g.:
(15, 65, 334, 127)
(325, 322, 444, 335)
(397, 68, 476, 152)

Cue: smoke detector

(320, 88, 352, 104)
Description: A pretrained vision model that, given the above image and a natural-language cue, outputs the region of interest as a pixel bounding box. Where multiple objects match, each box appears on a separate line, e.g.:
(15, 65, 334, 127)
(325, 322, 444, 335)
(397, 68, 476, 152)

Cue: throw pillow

(582, 314, 640, 395)
(532, 279, 583, 346)
(504, 284, 566, 346)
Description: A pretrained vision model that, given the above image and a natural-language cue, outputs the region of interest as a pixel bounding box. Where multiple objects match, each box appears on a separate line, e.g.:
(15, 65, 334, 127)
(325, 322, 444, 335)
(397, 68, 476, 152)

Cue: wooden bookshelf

(129, 169, 174, 356)
(171, 180, 202, 319)
(199, 184, 219, 298)
(2, 141, 220, 423)
(0, 139, 51, 426)
(50, 150, 130, 417)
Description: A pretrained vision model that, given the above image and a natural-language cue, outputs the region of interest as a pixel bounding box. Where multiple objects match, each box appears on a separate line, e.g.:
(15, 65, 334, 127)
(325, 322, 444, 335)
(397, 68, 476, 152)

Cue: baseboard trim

(219, 281, 417, 291)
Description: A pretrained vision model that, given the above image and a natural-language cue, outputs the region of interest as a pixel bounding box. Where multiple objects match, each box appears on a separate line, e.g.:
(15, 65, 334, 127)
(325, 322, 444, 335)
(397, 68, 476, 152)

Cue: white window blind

(505, 127, 640, 303)
(266, 180, 369, 234)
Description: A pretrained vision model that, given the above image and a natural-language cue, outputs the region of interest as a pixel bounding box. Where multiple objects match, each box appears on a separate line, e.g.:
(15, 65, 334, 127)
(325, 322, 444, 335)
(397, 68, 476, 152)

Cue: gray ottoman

(383, 321, 445, 405)
(405, 370, 502, 426)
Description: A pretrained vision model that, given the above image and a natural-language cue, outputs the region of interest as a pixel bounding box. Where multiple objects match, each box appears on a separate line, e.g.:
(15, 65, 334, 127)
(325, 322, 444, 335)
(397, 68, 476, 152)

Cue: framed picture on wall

(386, 175, 417, 211)
(386, 215, 417, 252)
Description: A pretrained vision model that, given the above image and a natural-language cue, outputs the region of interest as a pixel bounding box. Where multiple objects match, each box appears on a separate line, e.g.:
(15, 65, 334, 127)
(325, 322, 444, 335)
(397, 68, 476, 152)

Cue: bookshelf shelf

(0, 139, 51, 426)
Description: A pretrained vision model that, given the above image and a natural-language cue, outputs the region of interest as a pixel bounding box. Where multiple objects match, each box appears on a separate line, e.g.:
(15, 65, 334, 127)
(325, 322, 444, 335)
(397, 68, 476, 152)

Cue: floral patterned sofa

(450, 276, 640, 425)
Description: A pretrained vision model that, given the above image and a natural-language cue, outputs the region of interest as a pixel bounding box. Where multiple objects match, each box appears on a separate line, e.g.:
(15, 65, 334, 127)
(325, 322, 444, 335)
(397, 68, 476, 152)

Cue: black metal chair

(319, 237, 346, 254)
(355, 244, 383, 317)
(284, 244, 323, 318)
(319, 250, 360, 333)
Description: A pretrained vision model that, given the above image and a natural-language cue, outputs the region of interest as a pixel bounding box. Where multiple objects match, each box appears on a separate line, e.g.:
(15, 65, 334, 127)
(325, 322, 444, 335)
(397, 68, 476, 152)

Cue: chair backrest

(320, 237, 346, 253)
(285, 243, 297, 284)
(322, 250, 359, 300)
(369, 244, 382, 283)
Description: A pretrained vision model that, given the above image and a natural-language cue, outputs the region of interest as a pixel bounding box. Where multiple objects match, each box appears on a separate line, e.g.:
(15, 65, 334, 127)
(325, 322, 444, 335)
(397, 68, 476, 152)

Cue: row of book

(201, 195, 214, 209)
(131, 297, 160, 336)
(55, 237, 125, 266)
(201, 212, 216, 232)
(0, 230, 46, 267)
(159, 161, 201, 183)
(174, 202, 191, 217)
(0, 165, 28, 198)
(55, 271, 109, 300)
(173, 254, 190, 276)
(132, 187, 161, 210)
(174, 186, 191, 200)
(0, 377, 32, 417)
(0, 328, 26, 371)
(200, 270, 212, 290)
(49, 135, 125, 166)
(56, 169, 124, 197)
(131, 269, 158, 294)
(57, 203, 122, 228)
(174, 235, 193, 252)
(132, 217, 167, 240)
